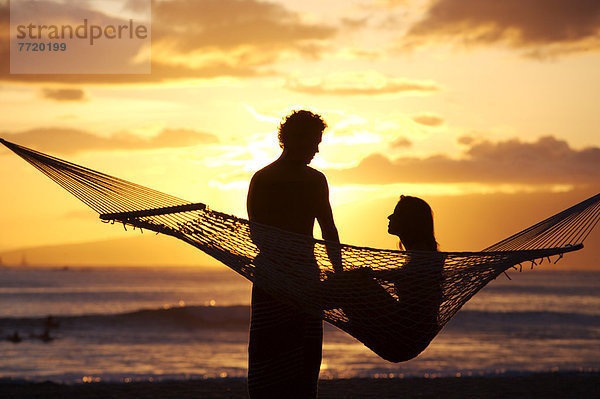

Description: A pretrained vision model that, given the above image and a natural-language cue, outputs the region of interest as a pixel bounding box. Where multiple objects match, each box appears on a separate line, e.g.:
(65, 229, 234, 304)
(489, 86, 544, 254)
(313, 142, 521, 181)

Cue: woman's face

(387, 202, 403, 236)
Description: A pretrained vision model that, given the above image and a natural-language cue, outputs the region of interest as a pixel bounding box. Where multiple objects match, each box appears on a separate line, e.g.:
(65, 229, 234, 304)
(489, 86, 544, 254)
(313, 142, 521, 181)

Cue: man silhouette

(246, 110, 340, 398)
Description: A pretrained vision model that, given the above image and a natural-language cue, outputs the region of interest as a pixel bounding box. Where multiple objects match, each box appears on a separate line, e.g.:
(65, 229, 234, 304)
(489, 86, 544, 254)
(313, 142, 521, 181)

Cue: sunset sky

(1, 0, 599, 269)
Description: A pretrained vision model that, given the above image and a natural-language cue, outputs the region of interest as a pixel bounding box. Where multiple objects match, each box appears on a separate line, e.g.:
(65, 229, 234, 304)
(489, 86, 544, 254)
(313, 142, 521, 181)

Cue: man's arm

(247, 172, 270, 223)
(247, 174, 259, 221)
(247, 173, 268, 249)
(316, 174, 343, 272)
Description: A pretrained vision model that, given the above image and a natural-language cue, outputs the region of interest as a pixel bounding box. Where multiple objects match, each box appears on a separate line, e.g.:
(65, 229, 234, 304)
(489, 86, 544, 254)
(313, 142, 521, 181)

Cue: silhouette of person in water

(44, 315, 60, 329)
(7, 331, 22, 343)
(246, 110, 340, 398)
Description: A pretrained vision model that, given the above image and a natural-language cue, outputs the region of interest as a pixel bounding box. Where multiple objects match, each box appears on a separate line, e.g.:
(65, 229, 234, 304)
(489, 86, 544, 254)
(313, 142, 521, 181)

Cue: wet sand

(1, 372, 598, 399)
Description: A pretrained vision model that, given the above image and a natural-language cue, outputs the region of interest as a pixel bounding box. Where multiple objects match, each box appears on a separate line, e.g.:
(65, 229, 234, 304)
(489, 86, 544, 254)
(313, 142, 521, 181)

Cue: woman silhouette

(386, 195, 443, 340)
(327, 195, 444, 362)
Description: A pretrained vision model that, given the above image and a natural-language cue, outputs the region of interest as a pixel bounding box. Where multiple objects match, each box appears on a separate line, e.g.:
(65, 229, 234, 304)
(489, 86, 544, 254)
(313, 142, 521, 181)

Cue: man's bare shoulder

(251, 162, 326, 184)
(249, 163, 278, 185)
(305, 166, 327, 184)
(248, 161, 273, 178)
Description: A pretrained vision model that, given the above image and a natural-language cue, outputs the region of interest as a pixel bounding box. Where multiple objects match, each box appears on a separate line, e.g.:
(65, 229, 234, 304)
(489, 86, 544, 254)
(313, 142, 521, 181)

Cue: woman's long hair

(393, 196, 438, 251)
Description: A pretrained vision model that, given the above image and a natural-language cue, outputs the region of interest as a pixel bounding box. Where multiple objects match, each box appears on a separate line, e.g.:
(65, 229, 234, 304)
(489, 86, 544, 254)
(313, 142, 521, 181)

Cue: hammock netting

(2, 138, 599, 362)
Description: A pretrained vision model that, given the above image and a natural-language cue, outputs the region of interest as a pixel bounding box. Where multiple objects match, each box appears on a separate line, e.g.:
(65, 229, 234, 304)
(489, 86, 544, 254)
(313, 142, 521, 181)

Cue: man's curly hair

(278, 110, 327, 149)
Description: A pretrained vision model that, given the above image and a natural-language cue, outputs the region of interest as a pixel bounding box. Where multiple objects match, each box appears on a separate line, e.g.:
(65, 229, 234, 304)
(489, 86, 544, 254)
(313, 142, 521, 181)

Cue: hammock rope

(2, 138, 599, 362)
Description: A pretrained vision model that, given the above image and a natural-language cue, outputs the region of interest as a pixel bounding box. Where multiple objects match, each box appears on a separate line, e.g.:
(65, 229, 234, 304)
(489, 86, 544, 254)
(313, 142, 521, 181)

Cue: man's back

(247, 160, 328, 236)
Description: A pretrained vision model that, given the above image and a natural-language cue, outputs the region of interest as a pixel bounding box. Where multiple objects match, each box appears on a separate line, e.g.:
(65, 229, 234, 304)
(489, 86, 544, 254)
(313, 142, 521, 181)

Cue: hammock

(2, 138, 599, 362)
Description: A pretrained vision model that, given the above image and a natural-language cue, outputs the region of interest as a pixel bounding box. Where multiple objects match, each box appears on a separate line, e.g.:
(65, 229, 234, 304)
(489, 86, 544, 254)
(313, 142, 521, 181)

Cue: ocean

(0, 266, 598, 384)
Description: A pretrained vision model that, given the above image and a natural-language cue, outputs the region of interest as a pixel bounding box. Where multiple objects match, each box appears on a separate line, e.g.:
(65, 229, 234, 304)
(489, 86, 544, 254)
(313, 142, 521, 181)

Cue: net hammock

(2, 138, 599, 362)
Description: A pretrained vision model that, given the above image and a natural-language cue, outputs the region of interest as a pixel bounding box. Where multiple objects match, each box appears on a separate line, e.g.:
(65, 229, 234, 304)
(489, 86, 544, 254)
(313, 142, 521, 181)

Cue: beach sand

(1, 372, 598, 399)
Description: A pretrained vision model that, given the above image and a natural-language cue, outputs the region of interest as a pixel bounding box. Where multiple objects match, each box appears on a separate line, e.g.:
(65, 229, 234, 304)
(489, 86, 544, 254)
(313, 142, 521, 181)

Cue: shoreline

(1, 372, 598, 399)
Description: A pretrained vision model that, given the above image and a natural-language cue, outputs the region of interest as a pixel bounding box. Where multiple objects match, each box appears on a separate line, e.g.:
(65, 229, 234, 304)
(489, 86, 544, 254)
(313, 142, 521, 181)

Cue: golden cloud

(326, 136, 600, 185)
(41, 88, 87, 102)
(285, 71, 440, 96)
(389, 136, 412, 149)
(1, 127, 218, 154)
(153, 0, 334, 53)
(411, 114, 444, 127)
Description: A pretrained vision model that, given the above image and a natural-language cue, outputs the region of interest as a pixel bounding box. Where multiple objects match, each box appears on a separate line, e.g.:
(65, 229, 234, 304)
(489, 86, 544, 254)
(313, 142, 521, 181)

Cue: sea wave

(1, 305, 599, 336)
(0, 305, 251, 335)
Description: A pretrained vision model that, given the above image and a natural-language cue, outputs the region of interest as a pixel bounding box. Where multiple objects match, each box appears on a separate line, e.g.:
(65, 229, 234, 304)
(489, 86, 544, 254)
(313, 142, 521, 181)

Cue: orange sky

(1, 0, 599, 269)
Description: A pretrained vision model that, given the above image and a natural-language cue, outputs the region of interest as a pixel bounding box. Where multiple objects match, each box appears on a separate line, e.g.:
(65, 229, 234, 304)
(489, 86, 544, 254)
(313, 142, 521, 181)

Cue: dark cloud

(411, 114, 444, 127)
(326, 136, 600, 185)
(1, 127, 218, 154)
(402, 0, 600, 58)
(0, 0, 336, 83)
(285, 74, 440, 96)
(41, 88, 87, 102)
